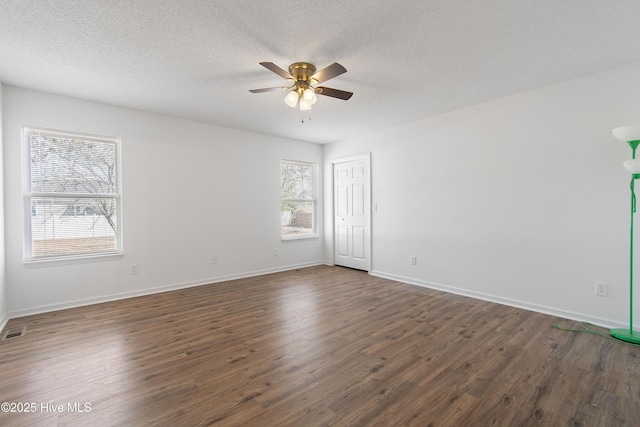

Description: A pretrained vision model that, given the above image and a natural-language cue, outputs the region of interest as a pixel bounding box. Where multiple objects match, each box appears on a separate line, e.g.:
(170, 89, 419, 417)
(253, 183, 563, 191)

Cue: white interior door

(333, 155, 370, 271)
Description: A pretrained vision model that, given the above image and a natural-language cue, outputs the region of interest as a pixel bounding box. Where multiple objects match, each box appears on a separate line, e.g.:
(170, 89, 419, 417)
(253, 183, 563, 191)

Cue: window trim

(280, 159, 318, 241)
(22, 126, 123, 263)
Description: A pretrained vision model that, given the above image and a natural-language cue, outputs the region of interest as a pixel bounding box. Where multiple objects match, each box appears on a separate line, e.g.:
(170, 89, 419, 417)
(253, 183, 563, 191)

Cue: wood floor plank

(1, 265, 639, 426)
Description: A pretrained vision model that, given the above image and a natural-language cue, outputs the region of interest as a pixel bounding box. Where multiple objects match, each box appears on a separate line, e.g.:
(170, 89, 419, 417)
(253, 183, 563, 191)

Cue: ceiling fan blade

(249, 86, 289, 93)
(310, 63, 347, 83)
(316, 86, 353, 100)
(259, 62, 293, 80)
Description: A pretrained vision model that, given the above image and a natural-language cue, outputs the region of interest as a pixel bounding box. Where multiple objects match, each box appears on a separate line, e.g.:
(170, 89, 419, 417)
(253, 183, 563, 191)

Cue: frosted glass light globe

(284, 91, 299, 108)
(613, 126, 640, 142)
(303, 88, 317, 105)
(299, 98, 312, 111)
(624, 159, 640, 174)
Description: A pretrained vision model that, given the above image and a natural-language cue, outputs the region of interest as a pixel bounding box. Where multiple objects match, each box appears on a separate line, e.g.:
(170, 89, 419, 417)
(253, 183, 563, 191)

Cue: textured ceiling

(2, 1, 640, 144)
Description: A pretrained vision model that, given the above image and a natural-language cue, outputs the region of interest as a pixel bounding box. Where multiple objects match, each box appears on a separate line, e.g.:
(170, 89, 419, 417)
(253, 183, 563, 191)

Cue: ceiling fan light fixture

(303, 88, 317, 105)
(299, 98, 312, 111)
(284, 90, 299, 108)
(252, 61, 353, 117)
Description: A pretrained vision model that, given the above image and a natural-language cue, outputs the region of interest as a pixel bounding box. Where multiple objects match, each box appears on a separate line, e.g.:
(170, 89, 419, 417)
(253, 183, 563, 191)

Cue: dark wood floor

(1, 265, 638, 426)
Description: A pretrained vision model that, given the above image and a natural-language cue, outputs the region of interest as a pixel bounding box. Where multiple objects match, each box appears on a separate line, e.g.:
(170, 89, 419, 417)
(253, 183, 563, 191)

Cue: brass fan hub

(289, 62, 316, 83)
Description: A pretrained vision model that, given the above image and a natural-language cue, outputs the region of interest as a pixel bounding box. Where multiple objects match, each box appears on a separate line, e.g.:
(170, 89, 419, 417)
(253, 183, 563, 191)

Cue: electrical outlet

(410, 256, 417, 265)
(274, 248, 279, 257)
(211, 255, 217, 265)
(130, 264, 139, 275)
(595, 281, 608, 297)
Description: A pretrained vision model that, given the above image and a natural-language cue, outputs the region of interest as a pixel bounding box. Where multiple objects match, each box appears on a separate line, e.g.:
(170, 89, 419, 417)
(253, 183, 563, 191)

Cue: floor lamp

(612, 125, 640, 344)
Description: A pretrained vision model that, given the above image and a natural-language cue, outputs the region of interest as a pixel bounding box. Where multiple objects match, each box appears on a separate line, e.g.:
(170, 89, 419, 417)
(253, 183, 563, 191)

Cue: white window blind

(23, 127, 122, 261)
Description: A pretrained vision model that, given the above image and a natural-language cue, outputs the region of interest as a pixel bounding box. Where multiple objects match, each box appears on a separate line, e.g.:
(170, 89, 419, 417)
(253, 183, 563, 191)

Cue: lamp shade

(303, 88, 317, 105)
(613, 126, 640, 142)
(284, 91, 299, 108)
(299, 98, 312, 111)
(624, 159, 640, 174)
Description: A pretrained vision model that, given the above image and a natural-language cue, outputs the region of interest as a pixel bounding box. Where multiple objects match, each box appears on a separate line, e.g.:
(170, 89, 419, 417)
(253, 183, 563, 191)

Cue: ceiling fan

(249, 62, 353, 111)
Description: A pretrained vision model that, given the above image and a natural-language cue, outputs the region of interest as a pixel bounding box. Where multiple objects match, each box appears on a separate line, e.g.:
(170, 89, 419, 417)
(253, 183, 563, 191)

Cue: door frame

(331, 153, 372, 272)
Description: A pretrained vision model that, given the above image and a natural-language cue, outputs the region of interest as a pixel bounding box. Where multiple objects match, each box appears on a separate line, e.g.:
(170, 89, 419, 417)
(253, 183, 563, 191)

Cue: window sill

(24, 251, 124, 267)
(281, 234, 319, 242)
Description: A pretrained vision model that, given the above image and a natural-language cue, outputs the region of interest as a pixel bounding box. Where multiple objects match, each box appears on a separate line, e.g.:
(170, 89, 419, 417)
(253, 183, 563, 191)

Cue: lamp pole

(611, 127, 640, 344)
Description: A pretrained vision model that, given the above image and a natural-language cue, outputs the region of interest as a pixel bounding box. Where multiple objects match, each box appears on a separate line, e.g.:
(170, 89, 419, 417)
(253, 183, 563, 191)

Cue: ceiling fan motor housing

(289, 62, 317, 85)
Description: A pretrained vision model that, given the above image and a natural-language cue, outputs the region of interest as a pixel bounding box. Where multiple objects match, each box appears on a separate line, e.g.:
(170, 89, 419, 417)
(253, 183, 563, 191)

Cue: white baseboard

(7, 264, 630, 333)
(370, 270, 629, 330)
(8, 261, 325, 320)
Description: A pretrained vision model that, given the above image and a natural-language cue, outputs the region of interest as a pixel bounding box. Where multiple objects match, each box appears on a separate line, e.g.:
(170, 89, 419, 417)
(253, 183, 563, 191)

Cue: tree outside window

(24, 127, 122, 260)
(281, 160, 316, 239)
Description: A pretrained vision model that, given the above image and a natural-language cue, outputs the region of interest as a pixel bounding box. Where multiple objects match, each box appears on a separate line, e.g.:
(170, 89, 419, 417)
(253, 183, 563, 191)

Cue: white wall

(0, 83, 7, 330)
(324, 61, 640, 328)
(4, 87, 324, 316)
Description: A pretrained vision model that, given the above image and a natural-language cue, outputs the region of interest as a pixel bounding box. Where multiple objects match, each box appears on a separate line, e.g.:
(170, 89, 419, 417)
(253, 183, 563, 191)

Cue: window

(281, 160, 316, 239)
(23, 127, 122, 261)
